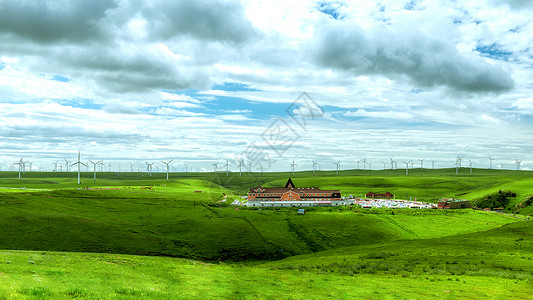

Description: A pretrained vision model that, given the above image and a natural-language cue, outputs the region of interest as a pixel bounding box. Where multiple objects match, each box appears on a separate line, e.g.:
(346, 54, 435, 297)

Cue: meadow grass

(0, 170, 532, 298)
(1, 247, 531, 299)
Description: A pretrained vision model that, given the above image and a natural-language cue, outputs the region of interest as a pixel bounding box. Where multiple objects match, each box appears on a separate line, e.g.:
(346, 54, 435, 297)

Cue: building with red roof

(246, 178, 349, 207)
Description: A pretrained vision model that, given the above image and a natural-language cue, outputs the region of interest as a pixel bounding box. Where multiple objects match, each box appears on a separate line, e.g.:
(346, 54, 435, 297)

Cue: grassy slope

(1, 220, 531, 299)
(1, 171, 532, 298)
(0, 178, 522, 261)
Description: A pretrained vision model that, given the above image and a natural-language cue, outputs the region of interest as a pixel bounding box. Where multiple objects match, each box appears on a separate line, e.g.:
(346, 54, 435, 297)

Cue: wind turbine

(129, 163, 134, 173)
(367, 161, 372, 170)
(26, 161, 33, 172)
(88, 160, 103, 183)
(419, 158, 425, 170)
(13, 158, 23, 178)
(515, 159, 522, 170)
(145, 162, 154, 176)
(468, 159, 473, 174)
(64, 159, 70, 172)
(223, 159, 231, 176)
(212, 162, 218, 173)
(290, 159, 297, 176)
(107, 163, 112, 172)
(362, 158, 367, 171)
(312, 160, 318, 174)
(161, 159, 174, 180)
(70, 152, 87, 184)
(499, 163, 504, 170)
(334, 161, 340, 175)
(488, 156, 495, 169)
(431, 160, 436, 169)
(403, 160, 410, 176)
(454, 160, 460, 175)
(390, 158, 394, 170)
(237, 160, 243, 176)
(382, 162, 387, 169)
(184, 163, 190, 173)
(456, 156, 463, 168)
(355, 159, 360, 170)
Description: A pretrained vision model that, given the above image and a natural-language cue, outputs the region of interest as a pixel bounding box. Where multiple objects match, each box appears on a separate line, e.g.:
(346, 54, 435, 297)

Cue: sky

(0, 0, 532, 172)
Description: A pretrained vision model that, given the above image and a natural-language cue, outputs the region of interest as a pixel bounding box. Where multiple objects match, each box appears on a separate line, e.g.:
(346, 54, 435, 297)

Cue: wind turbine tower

(129, 163, 134, 173)
(145, 162, 154, 176)
(14, 158, 23, 178)
(334, 161, 340, 175)
(515, 159, 522, 170)
(212, 162, 218, 173)
(184, 163, 190, 173)
(362, 158, 367, 171)
(488, 156, 495, 169)
(468, 159, 473, 174)
(312, 160, 318, 174)
(431, 160, 436, 169)
(224, 159, 231, 176)
(64, 159, 70, 172)
(237, 160, 243, 176)
(419, 158, 425, 170)
(290, 159, 297, 176)
(161, 159, 174, 180)
(403, 160, 410, 176)
(88, 160, 103, 183)
(70, 152, 87, 184)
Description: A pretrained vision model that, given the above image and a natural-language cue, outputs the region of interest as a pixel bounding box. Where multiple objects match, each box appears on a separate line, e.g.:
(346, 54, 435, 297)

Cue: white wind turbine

(419, 158, 425, 170)
(382, 162, 387, 169)
(334, 161, 341, 175)
(224, 159, 231, 176)
(70, 152, 87, 184)
(161, 159, 174, 180)
(312, 160, 318, 174)
(362, 158, 367, 171)
(290, 159, 297, 176)
(212, 162, 218, 173)
(184, 163, 190, 173)
(431, 160, 436, 169)
(237, 160, 243, 176)
(52, 161, 58, 172)
(499, 162, 504, 170)
(88, 159, 103, 183)
(454, 159, 460, 175)
(488, 156, 495, 169)
(145, 162, 154, 176)
(403, 160, 411, 176)
(390, 158, 395, 170)
(14, 157, 23, 178)
(515, 158, 522, 170)
(468, 159, 473, 174)
(64, 159, 71, 172)
(129, 163, 134, 173)
(355, 158, 360, 170)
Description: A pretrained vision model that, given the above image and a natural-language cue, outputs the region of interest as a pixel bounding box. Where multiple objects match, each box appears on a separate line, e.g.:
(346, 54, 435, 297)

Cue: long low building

(246, 178, 351, 207)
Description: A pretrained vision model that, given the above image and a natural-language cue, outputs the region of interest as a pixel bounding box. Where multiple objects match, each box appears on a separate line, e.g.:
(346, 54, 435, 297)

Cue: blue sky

(0, 0, 532, 172)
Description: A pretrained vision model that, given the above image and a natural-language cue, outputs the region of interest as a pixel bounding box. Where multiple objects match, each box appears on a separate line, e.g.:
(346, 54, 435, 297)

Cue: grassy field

(0, 169, 532, 298)
(1, 220, 531, 299)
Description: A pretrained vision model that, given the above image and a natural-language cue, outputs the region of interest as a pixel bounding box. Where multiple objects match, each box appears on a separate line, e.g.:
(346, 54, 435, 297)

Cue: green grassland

(0, 169, 532, 298)
(1, 220, 531, 299)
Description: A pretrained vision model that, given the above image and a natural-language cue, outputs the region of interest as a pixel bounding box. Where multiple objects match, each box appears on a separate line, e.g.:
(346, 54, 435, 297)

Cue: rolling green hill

(1, 170, 532, 298)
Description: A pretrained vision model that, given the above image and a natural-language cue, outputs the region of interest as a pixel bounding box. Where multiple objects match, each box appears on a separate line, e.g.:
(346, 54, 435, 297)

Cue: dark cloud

(310, 23, 515, 93)
(0, 0, 117, 43)
(0, 0, 255, 94)
(142, 0, 258, 43)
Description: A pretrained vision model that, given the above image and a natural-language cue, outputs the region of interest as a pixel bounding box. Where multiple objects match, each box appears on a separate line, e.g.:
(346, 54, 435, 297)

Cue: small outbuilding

(366, 191, 394, 199)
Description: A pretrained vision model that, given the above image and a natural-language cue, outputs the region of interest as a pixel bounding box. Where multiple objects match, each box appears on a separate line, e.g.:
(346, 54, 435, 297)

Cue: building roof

(249, 178, 340, 194)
